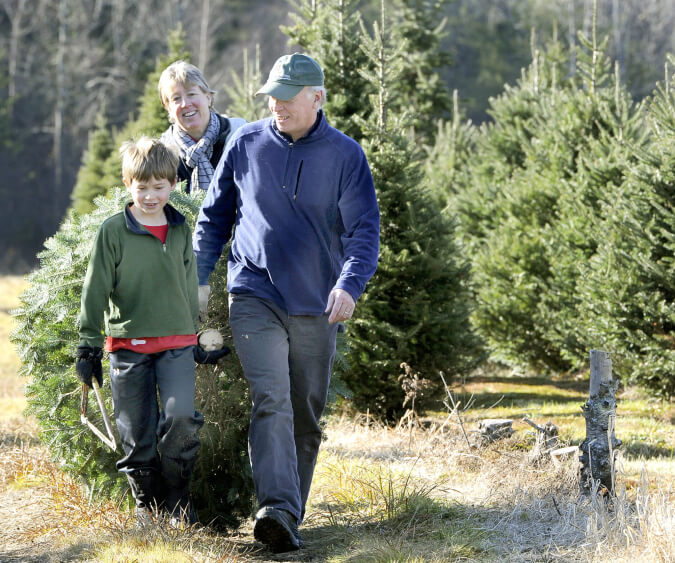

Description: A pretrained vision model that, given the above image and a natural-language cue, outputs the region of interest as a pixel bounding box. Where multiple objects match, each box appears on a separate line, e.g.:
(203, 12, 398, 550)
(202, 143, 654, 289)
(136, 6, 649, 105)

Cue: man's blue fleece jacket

(193, 111, 380, 316)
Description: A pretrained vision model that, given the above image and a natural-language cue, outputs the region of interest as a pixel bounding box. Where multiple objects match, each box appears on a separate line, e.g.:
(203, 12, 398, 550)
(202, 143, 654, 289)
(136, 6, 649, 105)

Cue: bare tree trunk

(567, 0, 576, 76)
(3, 0, 29, 120)
(579, 350, 622, 496)
(582, 0, 593, 39)
(198, 0, 210, 71)
(112, 0, 125, 70)
(54, 0, 68, 219)
(612, 0, 623, 80)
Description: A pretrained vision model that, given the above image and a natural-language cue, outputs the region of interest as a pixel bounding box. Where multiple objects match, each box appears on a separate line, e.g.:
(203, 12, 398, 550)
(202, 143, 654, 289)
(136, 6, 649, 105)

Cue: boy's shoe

(134, 506, 156, 529)
(253, 506, 302, 553)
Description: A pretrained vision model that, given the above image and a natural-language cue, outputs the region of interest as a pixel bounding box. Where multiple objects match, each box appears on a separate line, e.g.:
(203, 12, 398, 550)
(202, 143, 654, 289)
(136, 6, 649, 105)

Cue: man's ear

(170, 177, 177, 191)
(123, 178, 131, 189)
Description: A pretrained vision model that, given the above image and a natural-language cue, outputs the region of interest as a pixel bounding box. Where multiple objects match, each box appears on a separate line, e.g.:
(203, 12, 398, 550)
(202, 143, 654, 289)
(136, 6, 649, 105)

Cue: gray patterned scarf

(163, 111, 220, 191)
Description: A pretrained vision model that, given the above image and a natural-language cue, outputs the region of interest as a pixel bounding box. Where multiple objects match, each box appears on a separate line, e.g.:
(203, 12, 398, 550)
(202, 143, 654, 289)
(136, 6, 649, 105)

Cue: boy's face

(165, 80, 213, 139)
(124, 176, 175, 224)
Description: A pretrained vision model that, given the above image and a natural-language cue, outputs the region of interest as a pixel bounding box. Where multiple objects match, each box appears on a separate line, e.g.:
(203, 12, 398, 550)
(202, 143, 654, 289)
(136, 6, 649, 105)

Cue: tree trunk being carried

(579, 350, 622, 495)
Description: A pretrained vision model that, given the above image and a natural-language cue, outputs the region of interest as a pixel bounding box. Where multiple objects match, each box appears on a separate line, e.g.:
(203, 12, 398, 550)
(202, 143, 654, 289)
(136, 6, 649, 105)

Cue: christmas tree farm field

(2, 273, 675, 562)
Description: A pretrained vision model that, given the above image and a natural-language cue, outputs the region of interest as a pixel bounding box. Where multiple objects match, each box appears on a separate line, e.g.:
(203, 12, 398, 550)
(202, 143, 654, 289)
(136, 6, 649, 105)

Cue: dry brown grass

(308, 396, 675, 562)
(0, 275, 25, 400)
(2, 275, 674, 562)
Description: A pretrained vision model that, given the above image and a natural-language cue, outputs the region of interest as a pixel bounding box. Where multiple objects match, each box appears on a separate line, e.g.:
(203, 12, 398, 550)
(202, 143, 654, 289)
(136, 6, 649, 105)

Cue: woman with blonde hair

(159, 60, 246, 192)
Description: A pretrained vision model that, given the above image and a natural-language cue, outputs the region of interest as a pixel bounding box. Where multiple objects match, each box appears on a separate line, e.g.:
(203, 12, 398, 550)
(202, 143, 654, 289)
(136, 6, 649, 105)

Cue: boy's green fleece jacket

(79, 203, 199, 348)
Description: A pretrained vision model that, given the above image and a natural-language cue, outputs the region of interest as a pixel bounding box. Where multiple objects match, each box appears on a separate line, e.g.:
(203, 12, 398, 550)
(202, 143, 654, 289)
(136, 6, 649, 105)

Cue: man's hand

(198, 284, 211, 323)
(325, 288, 356, 324)
(194, 345, 230, 364)
(76, 346, 103, 387)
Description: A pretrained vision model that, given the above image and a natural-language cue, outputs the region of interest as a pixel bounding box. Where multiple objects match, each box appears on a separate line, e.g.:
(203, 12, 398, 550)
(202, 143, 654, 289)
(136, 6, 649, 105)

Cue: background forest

(1, 0, 673, 273)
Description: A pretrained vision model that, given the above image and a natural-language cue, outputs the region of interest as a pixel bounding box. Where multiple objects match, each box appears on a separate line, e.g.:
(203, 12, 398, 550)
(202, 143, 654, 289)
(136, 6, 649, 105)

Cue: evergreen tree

(452, 59, 546, 252)
(448, 36, 568, 370)
(388, 0, 453, 142)
(464, 10, 646, 372)
(222, 45, 269, 122)
(540, 62, 646, 369)
(70, 111, 115, 215)
(424, 89, 477, 212)
(101, 27, 190, 193)
(337, 4, 479, 418)
(11, 189, 255, 526)
(283, 0, 452, 147)
(283, 0, 371, 141)
(579, 61, 675, 397)
(67, 28, 190, 211)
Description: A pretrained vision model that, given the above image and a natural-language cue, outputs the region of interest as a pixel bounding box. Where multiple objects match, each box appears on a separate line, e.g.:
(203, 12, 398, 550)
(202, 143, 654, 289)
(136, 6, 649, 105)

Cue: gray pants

(229, 294, 338, 523)
(109, 346, 204, 483)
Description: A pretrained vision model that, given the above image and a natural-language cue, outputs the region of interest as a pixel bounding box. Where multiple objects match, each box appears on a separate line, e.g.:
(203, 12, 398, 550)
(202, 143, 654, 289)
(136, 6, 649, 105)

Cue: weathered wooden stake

(579, 350, 622, 495)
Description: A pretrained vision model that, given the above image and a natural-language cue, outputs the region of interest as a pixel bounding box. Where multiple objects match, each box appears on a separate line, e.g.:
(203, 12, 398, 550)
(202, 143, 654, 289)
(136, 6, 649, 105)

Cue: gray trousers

(229, 294, 338, 523)
(109, 346, 204, 484)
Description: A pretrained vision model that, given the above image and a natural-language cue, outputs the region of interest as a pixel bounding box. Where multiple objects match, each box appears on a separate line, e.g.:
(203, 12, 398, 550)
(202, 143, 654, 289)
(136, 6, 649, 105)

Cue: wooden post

(579, 350, 622, 495)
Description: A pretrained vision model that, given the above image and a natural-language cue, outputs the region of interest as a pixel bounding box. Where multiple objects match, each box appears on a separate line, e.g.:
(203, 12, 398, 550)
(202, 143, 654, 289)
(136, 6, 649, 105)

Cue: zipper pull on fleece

(294, 160, 304, 201)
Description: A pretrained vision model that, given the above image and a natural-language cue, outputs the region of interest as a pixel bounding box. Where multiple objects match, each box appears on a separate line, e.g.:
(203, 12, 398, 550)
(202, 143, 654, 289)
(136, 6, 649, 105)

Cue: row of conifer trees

(436, 16, 675, 400)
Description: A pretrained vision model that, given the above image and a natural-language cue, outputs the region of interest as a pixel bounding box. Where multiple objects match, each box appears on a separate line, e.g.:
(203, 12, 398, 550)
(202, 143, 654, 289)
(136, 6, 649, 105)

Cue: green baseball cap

(255, 53, 324, 101)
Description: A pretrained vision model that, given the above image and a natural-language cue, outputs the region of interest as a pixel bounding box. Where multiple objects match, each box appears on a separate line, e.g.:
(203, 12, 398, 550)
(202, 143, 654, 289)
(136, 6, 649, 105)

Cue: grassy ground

(1, 275, 673, 562)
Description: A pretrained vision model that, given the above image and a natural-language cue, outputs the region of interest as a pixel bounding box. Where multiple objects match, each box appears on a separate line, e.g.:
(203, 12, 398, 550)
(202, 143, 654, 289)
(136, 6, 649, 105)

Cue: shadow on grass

(464, 373, 589, 391)
(0, 540, 94, 562)
(622, 441, 674, 459)
(296, 494, 591, 562)
(441, 374, 589, 412)
(435, 389, 586, 412)
(298, 499, 491, 562)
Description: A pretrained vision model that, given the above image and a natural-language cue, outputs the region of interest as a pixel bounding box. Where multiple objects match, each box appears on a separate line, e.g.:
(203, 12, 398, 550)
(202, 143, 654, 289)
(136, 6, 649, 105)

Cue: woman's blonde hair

(120, 136, 179, 184)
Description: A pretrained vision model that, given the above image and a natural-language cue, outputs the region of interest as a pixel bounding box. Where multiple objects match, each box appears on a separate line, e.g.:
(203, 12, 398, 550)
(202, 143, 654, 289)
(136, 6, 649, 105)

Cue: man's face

(268, 87, 320, 141)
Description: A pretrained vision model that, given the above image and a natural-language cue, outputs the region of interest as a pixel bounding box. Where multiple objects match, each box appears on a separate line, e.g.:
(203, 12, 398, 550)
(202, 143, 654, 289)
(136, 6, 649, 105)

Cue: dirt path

(0, 486, 57, 562)
(0, 422, 323, 562)
(0, 425, 73, 563)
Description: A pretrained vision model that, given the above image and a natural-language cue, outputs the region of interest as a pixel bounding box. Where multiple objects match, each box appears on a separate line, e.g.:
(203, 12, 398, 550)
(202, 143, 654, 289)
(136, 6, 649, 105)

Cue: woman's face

(165, 80, 213, 139)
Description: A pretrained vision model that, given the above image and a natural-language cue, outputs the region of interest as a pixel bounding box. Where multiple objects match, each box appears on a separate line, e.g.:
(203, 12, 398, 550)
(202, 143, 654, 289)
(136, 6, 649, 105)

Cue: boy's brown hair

(119, 137, 179, 184)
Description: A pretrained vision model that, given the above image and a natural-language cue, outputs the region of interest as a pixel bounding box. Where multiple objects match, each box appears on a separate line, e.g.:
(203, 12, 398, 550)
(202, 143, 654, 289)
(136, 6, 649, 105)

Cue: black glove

(193, 344, 230, 365)
(76, 346, 103, 387)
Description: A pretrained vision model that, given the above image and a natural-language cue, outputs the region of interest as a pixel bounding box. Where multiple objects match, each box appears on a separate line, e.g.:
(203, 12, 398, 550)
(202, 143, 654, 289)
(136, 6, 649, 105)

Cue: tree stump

(579, 350, 622, 495)
(477, 418, 514, 444)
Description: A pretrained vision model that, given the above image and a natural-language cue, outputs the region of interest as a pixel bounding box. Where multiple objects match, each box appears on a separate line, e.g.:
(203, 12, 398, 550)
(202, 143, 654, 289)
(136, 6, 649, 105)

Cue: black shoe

(253, 506, 302, 553)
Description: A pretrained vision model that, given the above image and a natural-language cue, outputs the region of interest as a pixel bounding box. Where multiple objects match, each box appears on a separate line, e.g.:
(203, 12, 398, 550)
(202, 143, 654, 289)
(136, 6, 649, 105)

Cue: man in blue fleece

(193, 53, 380, 553)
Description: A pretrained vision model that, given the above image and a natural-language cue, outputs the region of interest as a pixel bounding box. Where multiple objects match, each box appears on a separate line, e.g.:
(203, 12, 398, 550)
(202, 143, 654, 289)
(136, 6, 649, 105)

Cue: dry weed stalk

(439, 370, 473, 449)
(397, 363, 434, 449)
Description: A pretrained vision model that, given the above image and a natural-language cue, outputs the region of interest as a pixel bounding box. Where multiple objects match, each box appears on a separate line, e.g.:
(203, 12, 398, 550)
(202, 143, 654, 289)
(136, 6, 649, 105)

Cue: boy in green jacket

(76, 137, 228, 526)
